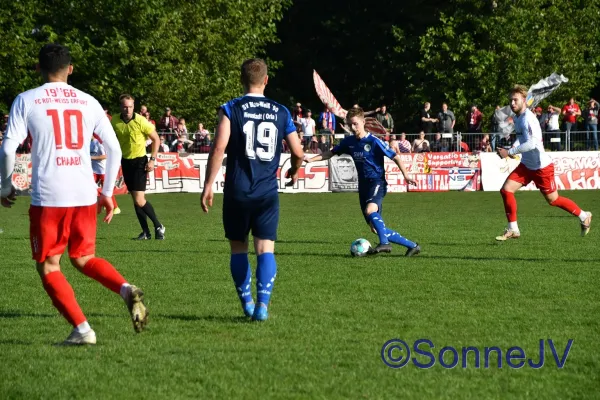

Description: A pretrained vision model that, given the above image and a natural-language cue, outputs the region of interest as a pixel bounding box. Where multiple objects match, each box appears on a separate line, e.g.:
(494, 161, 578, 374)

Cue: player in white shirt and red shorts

(496, 85, 592, 241)
(91, 136, 120, 215)
(0, 44, 148, 345)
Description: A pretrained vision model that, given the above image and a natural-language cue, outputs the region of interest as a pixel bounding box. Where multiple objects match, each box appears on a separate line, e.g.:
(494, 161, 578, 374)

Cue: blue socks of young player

(385, 228, 417, 249)
(230, 253, 254, 316)
(368, 212, 390, 245)
(368, 212, 416, 249)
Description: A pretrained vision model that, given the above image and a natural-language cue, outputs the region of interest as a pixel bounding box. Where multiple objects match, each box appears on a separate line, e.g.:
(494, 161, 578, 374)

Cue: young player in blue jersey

(305, 107, 421, 256)
(201, 58, 304, 321)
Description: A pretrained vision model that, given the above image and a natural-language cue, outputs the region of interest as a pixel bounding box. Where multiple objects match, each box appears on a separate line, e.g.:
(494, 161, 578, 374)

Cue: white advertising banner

(480, 151, 600, 191)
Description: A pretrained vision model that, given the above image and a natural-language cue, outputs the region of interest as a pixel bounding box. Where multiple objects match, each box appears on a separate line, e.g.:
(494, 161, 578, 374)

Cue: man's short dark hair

(241, 58, 268, 88)
(38, 44, 72, 74)
(119, 94, 135, 103)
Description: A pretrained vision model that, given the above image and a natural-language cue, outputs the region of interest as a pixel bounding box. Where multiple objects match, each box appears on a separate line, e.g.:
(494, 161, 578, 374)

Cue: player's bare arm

(392, 154, 417, 186)
(305, 150, 334, 163)
(91, 154, 107, 161)
(0, 97, 26, 208)
(201, 110, 230, 213)
(285, 127, 304, 186)
(146, 130, 160, 172)
(0, 137, 19, 207)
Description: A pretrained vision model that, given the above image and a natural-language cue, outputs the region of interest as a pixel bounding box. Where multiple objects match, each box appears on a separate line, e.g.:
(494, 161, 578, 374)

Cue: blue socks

(385, 228, 417, 249)
(231, 252, 277, 312)
(368, 211, 416, 249)
(368, 212, 389, 245)
(230, 253, 253, 306)
(256, 253, 277, 306)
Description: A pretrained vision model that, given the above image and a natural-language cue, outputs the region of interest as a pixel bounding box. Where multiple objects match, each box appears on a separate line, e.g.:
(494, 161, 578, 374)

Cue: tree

(0, 0, 291, 129)
(412, 0, 600, 130)
(266, 0, 600, 131)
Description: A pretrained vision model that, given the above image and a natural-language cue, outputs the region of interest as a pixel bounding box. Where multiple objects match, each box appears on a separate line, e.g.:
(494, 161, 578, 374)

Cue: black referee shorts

(121, 156, 148, 192)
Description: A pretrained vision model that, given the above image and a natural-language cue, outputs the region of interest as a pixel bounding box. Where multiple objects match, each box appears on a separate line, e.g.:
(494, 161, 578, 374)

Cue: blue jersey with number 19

(221, 93, 296, 200)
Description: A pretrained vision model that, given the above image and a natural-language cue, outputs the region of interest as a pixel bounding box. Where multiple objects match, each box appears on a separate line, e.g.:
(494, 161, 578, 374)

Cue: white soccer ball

(350, 238, 372, 257)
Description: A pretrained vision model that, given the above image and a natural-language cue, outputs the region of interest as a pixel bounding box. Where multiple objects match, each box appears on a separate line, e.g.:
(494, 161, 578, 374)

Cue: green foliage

(266, 0, 600, 131)
(416, 0, 600, 128)
(0, 0, 291, 128)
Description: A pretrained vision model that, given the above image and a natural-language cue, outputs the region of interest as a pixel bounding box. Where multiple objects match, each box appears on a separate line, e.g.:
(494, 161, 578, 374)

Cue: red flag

(313, 70, 347, 119)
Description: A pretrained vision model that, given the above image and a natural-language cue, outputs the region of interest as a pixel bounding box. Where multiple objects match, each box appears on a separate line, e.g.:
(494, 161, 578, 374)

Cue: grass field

(0, 191, 598, 399)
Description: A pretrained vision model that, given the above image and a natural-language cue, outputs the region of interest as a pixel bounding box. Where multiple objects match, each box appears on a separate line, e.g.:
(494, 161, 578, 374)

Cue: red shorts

(94, 173, 105, 185)
(29, 204, 97, 263)
(507, 163, 556, 194)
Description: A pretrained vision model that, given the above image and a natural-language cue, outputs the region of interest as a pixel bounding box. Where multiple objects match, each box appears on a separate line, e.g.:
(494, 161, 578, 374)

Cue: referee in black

(112, 94, 165, 240)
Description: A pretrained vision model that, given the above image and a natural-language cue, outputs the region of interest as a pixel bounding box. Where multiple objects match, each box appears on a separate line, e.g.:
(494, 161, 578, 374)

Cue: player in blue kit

(305, 107, 421, 256)
(201, 58, 304, 321)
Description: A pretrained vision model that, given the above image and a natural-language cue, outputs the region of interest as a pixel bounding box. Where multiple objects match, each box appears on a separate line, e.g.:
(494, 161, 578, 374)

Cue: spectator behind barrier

(479, 134, 492, 152)
(397, 132, 411, 153)
(159, 107, 179, 131)
(318, 134, 331, 153)
(412, 131, 430, 153)
(430, 133, 443, 152)
(158, 135, 170, 152)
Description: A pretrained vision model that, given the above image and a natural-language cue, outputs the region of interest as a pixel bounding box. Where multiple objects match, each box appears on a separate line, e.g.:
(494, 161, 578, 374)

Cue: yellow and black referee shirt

(111, 113, 156, 159)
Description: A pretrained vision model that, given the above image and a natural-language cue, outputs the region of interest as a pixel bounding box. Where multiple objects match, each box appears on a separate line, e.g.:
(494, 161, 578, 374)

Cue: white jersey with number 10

(4, 82, 121, 207)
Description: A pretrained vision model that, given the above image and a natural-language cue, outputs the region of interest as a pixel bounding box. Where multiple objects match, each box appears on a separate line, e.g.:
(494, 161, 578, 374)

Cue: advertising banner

(480, 151, 600, 191)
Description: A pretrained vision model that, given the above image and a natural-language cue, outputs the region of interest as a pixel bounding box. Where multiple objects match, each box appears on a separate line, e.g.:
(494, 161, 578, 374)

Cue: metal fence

(156, 129, 600, 155)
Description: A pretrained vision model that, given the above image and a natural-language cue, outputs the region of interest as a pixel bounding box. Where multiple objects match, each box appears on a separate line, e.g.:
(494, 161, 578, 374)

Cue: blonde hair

(241, 58, 267, 87)
(510, 85, 528, 99)
(346, 107, 365, 120)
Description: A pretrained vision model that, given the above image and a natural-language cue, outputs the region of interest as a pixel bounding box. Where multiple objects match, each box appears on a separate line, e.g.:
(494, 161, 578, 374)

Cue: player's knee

(364, 204, 378, 216)
(500, 188, 514, 196)
(70, 255, 94, 271)
(546, 192, 559, 205)
(36, 259, 61, 277)
(133, 197, 146, 208)
(254, 238, 275, 255)
(230, 240, 249, 254)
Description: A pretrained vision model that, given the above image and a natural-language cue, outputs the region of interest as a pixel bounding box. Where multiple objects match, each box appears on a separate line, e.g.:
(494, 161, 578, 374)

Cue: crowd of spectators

(2, 97, 598, 155)
(288, 98, 600, 155)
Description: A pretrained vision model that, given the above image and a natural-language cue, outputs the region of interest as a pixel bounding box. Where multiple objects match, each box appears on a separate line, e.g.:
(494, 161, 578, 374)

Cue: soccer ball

(350, 238, 372, 257)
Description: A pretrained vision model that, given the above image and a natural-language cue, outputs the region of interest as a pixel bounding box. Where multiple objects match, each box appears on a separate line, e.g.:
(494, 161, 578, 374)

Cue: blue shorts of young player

(358, 179, 419, 255)
(359, 179, 387, 223)
(223, 194, 279, 321)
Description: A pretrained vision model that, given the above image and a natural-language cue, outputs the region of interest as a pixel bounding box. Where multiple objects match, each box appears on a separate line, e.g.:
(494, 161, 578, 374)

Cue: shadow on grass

(157, 314, 250, 324)
(391, 254, 595, 263)
(112, 249, 195, 254)
(206, 239, 337, 244)
(274, 251, 352, 258)
(0, 311, 56, 319)
(0, 311, 122, 319)
(0, 339, 34, 345)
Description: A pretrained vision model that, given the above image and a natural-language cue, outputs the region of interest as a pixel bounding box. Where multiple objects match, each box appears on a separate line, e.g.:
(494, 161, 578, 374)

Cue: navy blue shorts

(223, 195, 279, 241)
(359, 180, 387, 222)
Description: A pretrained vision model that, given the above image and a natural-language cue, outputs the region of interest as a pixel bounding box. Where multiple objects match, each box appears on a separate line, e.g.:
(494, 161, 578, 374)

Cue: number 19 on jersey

(243, 121, 278, 162)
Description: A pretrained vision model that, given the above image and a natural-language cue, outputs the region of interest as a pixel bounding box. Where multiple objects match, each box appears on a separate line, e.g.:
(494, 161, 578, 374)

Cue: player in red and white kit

(496, 85, 592, 241)
(0, 44, 148, 345)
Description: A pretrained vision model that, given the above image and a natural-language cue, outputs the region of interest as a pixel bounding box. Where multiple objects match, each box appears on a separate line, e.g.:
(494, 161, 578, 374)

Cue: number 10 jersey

(4, 82, 120, 207)
(221, 93, 297, 201)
